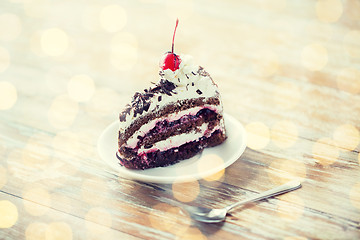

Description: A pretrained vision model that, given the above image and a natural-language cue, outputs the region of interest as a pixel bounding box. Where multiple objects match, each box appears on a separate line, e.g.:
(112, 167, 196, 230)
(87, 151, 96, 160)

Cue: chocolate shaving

(196, 89, 203, 95)
(119, 79, 177, 121)
(144, 144, 153, 149)
(143, 102, 150, 112)
(119, 104, 131, 122)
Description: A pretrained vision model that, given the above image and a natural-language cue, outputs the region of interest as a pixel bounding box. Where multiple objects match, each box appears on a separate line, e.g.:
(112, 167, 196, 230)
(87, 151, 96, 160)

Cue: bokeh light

(45, 66, 71, 95)
(166, 0, 194, 20)
(0, 81, 17, 110)
(45, 222, 73, 240)
(6, 149, 22, 176)
(30, 31, 44, 56)
(110, 32, 138, 71)
(49, 194, 74, 216)
(52, 131, 80, 157)
(0, 166, 7, 189)
(260, 0, 287, 12)
(271, 120, 298, 148)
(283, 236, 307, 240)
(312, 138, 339, 166)
(85, 207, 112, 237)
(50, 131, 81, 178)
(81, 178, 108, 205)
(148, 203, 183, 232)
(197, 154, 225, 181)
(86, 88, 123, 118)
(254, 50, 279, 77)
(0, 13, 22, 41)
(23, 187, 51, 216)
(47, 94, 79, 129)
(348, 0, 360, 21)
(85, 207, 112, 227)
(22, 133, 52, 170)
(41, 28, 69, 56)
(306, 23, 334, 42)
(25, 222, 48, 240)
(273, 82, 300, 110)
(0, 143, 5, 157)
(99, 5, 127, 32)
(82, 4, 101, 31)
(277, 193, 304, 222)
(139, 0, 161, 3)
(176, 227, 206, 240)
(24, 0, 49, 18)
(67, 74, 95, 102)
(0, 200, 18, 228)
(0, 47, 10, 73)
(349, 182, 360, 210)
(333, 124, 360, 151)
(315, 0, 343, 23)
(268, 158, 307, 185)
(172, 178, 200, 202)
(343, 30, 360, 59)
(336, 67, 360, 94)
(245, 122, 270, 150)
(301, 43, 328, 71)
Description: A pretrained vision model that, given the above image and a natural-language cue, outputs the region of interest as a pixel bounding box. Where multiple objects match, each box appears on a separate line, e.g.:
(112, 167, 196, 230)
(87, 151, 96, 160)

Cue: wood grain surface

(1, 0, 360, 239)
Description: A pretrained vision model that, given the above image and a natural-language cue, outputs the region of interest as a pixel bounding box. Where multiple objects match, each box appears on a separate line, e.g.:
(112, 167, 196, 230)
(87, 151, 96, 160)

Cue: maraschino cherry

(160, 19, 181, 71)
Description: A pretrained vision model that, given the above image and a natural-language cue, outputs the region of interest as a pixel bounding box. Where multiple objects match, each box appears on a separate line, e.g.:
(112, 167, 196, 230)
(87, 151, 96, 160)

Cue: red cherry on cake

(160, 19, 181, 71)
(160, 52, 181, 71)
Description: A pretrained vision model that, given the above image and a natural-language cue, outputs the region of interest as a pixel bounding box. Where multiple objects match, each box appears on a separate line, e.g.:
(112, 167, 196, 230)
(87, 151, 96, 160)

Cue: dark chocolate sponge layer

(116, 129, 226, 170)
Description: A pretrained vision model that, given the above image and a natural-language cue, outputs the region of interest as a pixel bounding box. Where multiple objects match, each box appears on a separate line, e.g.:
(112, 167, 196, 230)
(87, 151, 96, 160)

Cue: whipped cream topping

(161, 54, 218, 98)
(119, 54, 221, 132)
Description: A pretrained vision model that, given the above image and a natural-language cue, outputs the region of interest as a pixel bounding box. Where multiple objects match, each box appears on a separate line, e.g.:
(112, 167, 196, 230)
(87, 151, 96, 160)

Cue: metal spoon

(185, 180, 302, 223)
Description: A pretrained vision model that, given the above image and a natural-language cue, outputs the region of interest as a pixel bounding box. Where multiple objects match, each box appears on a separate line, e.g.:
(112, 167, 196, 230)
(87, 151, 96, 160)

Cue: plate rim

(97, 113, 247, 183)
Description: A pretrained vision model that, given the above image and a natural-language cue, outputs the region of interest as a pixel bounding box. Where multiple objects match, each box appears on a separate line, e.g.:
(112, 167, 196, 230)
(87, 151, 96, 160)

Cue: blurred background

(0, 0, 359, 125)
(1, 0, 360, 239)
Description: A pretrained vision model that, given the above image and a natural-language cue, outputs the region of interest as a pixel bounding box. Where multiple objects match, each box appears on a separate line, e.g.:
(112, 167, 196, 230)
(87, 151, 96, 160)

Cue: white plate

(97, 113, 246, 184)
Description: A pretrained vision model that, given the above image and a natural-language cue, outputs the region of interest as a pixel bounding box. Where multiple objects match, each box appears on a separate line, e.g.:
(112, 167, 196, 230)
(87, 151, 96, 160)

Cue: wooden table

(1, 0, 360, 239)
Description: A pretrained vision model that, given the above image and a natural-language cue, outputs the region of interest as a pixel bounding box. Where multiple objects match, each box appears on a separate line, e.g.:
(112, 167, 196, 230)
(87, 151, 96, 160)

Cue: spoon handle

(225, 180, 302, 212)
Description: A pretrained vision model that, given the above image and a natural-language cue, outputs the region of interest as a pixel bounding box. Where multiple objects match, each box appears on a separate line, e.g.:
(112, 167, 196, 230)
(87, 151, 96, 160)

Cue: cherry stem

(171, 18, 179, 53)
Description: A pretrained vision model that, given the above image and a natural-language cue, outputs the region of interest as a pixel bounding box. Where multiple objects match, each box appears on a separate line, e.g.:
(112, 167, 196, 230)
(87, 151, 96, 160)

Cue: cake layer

(116, 129, 226, 170)
(138, 123, 222, 154)
(118, 97, 221, 146)
(118, 107, 224, 158)
(124, 106, 221, 148)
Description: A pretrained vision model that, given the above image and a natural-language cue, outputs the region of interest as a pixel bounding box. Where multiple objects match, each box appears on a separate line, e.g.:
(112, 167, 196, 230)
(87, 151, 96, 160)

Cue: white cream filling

(125, 105, 222, 148)
(138, 123, 222, 154)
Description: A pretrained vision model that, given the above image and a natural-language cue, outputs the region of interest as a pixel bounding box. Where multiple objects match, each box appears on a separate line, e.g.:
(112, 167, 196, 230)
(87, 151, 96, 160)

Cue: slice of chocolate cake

(116, 54, 226, 169)
(117, 20, 226, 169)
